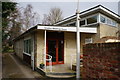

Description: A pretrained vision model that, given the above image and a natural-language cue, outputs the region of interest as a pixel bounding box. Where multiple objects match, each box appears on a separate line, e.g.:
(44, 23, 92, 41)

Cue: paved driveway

(2, 53, 43, 79)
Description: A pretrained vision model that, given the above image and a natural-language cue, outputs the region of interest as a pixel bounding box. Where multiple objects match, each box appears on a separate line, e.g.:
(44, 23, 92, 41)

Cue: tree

(2, 2, 41, 52)
(2, 2, 18, 52)
(8, 8, 22, 40)
(22, 4, 40, 31)
(42, 7, 63, 25)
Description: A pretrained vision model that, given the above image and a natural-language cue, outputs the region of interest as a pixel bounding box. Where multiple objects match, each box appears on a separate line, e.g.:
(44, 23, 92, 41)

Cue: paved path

(2, 53, 43, 79)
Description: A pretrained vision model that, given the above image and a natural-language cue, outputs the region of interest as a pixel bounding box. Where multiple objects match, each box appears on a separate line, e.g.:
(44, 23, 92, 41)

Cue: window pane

(29, 39, 31, 54)
(85, 38, 93, 44)
(112, 20, 116, 26)
(24, 39, 32, 54)
(80, 20, 85, 26)
(26, 40, 28, 53)
(24, 41, 26, 52)
(25, 41, 27, 52)
(69, 22, 75, 26)
(87, 15, 97, 24)
(100, 16, 106, 23)
(107, 18, 111, 25)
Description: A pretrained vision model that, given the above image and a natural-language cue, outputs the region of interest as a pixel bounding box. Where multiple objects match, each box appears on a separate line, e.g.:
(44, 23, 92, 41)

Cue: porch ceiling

(37, 25, 97, 33)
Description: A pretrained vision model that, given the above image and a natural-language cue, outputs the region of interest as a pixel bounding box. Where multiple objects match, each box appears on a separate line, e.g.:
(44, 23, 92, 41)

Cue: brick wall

(83, 42, 120, 79)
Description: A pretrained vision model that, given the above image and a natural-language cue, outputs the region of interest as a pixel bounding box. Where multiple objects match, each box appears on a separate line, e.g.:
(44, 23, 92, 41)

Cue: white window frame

(79, 13, 99, 27)
(85, 38, 93, 44)
(107, 18, 112, 25)
(100, 13, 118, 27)
(63, 13, 99, 27)
(99, 14, 106, 23)
(23, 38, 31, 56)
(80, 19, 86, 26)
(81, 13, 99, 27)
(64, 21, 76, 26)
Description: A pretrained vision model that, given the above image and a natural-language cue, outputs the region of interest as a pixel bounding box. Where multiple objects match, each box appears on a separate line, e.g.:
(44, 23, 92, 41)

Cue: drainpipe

(76, 0, 80, 79)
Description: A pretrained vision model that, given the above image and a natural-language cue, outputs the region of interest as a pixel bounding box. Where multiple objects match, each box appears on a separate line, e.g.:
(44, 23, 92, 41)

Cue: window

(107, 18, 112, 25)
(112, 20, 117, 27)
(100, 15, 106, 23)
(85, 38, 93, 44)
(100, 14, 117, 27)
(24, 39, 32, 54)
(69, 22, 76, 26)
(87, 15, 97, 24)
(80, 20, 85, 26)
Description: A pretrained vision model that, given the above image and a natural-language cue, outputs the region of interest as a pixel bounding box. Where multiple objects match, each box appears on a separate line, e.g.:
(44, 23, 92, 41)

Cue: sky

(14, 0, 120, 24)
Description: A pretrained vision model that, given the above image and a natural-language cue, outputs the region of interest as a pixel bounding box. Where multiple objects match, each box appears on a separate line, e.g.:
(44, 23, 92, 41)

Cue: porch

(35, 25, 97, 78)
(36, 52, 83, 78)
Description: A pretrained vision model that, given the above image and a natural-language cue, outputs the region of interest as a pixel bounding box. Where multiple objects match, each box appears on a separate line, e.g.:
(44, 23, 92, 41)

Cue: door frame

(46, 38, 64, 65)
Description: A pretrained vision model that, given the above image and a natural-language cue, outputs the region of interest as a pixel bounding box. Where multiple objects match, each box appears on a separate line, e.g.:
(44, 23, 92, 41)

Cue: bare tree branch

(42, 7, 63, 25)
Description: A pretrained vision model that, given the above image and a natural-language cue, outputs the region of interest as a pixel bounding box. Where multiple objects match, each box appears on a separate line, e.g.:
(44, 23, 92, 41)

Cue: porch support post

(44, 30, 46, 71)
(76, 8, 81, 79)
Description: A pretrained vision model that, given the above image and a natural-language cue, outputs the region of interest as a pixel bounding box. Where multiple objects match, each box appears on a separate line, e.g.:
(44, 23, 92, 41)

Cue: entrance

(46, 32, 64, 65)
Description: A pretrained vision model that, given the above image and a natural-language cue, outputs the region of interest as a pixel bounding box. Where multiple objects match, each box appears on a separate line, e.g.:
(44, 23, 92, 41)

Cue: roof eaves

(54, 5, 120, 25)
(13, 25, 37, 41)
(54, 5, 101, 25)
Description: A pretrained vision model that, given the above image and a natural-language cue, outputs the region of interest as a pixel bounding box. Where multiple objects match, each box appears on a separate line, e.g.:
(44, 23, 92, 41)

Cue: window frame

(85, 38, 93, 44)
(23, 38, 32, 56)
(86, 15, 98, 25)
(81, 13, 99, 26)
(64, 14, 99, 27)
(80, 19, 86, 26)
(100, 15, 106, 23)
(64, 21, 76, 26)
(100, 14, 118, 27)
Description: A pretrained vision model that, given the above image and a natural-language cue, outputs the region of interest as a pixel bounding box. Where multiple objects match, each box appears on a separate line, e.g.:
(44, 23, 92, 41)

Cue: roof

(54, 5, 120, 25)
(14, 5, 120, 42)
(13, 24, 64, 41)
(13, 26, 37, 41)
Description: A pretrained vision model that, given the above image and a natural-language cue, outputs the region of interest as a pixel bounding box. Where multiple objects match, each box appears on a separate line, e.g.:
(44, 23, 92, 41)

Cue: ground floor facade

(14, 30, 97, 71)
(14, 24, 118, 73)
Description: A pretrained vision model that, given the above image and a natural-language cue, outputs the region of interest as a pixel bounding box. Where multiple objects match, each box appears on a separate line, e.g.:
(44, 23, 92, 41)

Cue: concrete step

(46, 72, 76, 78)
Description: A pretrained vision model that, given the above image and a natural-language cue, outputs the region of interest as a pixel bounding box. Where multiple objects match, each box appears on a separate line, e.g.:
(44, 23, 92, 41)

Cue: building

(14, 5, 120, 77)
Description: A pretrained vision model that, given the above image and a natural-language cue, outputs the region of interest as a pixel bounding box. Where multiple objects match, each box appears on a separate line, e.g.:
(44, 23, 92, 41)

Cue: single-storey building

(13, 5, 120, 77)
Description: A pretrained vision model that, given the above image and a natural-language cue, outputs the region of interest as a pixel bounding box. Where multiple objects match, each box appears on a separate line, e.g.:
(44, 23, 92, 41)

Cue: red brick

(107, 75, 119, 78)
(83, 43, 120, 79)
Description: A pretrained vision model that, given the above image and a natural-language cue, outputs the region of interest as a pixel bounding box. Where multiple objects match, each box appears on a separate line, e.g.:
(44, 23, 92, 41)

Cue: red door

(46, 39, 64, 65)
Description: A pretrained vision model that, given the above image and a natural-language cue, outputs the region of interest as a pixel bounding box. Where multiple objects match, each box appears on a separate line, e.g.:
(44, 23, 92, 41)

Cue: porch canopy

(37, 25, 97, 33)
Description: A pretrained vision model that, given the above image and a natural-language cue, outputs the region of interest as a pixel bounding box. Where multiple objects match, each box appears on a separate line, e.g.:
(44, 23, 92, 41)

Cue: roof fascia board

(37, 25, 97, 33)
(99, 6, 120, 20)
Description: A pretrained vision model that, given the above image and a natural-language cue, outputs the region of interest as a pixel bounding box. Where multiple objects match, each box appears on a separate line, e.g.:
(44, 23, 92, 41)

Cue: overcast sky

(15, 0, 120, 23)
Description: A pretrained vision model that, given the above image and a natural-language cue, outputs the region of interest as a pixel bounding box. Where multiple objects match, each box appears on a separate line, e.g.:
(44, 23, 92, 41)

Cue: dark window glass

(24, 41, 26, 52)
(24, 39, 32, 54)
(69, 22, 75, 26)
(26, 40, 28, 53)
(107, 18, 111, 25)
(100, 16, 106, 23)
(29, 39, 31, 54)
(80, 20, 85, 26)
(58, 40, 64, 61)
(112, 20, 116, 26)
(87, 15, 97, 24)
(48, 40, 56, 62)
